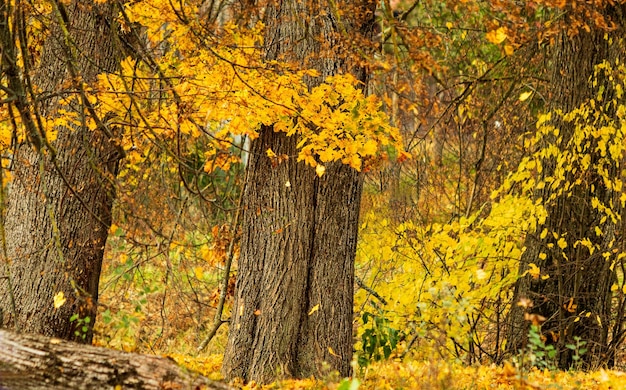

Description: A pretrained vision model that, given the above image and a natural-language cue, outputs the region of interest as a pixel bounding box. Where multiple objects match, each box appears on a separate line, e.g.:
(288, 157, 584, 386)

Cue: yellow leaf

(536, 112, 552, 127)
(53, 291, 66, 309)
(308, 304, 320, 315)
(612, 284, 619, 292)
(194, 266, 204, 280)
(118, 253, 128, 264)
(315, 164, 326, 177)
(347, 154, 362, 171)
(109, 223, 119, 235)
(557, 237, 567, 249)
(318, 148, 337, 162)
(328, 346, 338, 356)
(266, 148, 276, 158)
(504, 44, 514, 56)
(486, 27, 507, 44)
(446, 22, 453, 30)
(595, 226, 603, 236)
(591, 197, 599, 209)
(526, 263, 541, 279)
(361, 140, 377, 156)
(518, 91, 533, 102)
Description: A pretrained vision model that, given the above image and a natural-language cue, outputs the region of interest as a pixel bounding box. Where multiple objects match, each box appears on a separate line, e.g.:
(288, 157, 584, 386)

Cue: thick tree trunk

(222, 0, 376, 383)
(0, 329, 232, 390)
(507, 6, 626, 368)
(0, 0, 122, 342)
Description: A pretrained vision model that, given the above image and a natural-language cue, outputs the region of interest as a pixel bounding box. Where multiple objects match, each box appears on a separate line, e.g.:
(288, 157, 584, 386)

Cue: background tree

(0, 0, 123, 342)
(507, 3, 626, 368)
(351, 0, 626, 369)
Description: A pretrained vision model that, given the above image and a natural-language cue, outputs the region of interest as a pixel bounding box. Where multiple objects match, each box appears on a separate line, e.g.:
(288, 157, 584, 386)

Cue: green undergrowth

(94, 231, 230, 355)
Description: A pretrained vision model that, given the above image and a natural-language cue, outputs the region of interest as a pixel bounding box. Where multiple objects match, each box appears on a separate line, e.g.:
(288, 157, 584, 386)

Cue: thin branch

(196, 176, 245, 353)
(355, 275, 388, 305)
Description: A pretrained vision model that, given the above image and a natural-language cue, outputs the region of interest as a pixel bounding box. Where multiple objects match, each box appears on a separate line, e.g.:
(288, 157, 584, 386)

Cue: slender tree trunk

(0, 0, 122, 342)
(222, 0, 376, 383)
(507, 6, 626, 368)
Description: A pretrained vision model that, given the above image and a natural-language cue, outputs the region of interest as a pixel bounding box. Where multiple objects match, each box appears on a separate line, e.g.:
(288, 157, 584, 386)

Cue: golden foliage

(356, 193, 545, 361)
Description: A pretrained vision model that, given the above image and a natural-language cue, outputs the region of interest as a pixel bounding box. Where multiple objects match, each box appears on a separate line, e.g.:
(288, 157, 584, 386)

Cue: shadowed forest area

(3, 0, 626, 388)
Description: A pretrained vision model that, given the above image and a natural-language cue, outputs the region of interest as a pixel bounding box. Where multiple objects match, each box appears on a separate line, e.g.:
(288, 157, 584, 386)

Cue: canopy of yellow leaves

(93, 0, 402, 176)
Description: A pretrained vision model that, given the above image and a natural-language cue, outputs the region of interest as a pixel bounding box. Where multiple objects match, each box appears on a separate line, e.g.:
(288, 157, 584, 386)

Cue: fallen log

(0, 329, 233, 390)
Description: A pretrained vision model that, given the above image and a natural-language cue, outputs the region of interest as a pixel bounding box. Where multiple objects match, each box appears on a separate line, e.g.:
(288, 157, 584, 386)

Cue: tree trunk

(0, 0, 122, 342)
(222, 0, 376, 383)
(0, 329, 232, 390)
(507, 6, 626, 368)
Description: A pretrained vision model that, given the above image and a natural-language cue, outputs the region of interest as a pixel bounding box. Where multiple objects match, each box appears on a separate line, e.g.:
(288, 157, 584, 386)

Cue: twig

(355, 276, 388, 305)
(196, 177, 245, 353)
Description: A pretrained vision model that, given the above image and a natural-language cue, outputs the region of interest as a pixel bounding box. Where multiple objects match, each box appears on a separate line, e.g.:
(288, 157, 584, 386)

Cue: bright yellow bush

(356, 192, 545, 362)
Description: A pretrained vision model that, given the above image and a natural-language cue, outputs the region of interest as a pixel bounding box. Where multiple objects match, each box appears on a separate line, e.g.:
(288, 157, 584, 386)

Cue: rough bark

(0, 329, 232, 390)
(507, 6, 626, 368)
(0, 0, 122, 342)
(222, 0, 376, 383)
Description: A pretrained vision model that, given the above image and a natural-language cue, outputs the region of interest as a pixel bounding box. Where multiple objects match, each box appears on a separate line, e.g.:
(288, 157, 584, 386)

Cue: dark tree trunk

(222, 0, 376, 383)
(507, 6, 626, 368)
(0, 329, 232, 390)
(0, 0, 122, 342)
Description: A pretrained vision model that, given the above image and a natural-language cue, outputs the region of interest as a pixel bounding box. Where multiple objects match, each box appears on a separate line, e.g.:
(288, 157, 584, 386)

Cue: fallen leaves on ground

(171, 356, 626, 389)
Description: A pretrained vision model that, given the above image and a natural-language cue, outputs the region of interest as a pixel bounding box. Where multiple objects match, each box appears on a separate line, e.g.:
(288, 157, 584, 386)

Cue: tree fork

(222, 0, 377, 383)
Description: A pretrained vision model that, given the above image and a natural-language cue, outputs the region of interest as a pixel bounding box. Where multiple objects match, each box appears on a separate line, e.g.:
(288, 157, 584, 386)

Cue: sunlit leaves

(95, 3, 402, 180)
(294, 75, 401, 171)
(490, 60, 626, 323)
(355, 60, 626, 363)
(355, 193, 542, 358)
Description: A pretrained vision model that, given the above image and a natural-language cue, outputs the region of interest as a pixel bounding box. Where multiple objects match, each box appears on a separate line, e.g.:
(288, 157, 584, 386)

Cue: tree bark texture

(0, 329, 232, 390)
(507, 6, 626, 368)
(0, 0, 122, 342)
(222, 0, 377, 383)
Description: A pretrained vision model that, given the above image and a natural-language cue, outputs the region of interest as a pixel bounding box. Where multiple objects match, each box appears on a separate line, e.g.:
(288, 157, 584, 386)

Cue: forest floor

(94, 238, 626, 389)
(167, 352, 626, 389)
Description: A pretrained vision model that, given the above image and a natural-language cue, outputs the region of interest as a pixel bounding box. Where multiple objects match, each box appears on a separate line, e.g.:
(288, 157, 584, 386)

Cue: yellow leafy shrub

(356, 194, 546, 361)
